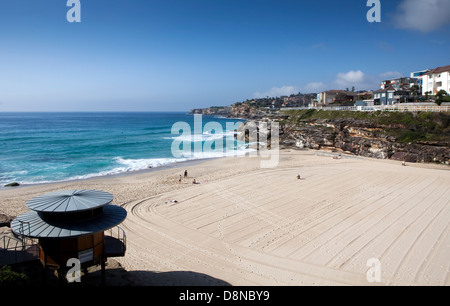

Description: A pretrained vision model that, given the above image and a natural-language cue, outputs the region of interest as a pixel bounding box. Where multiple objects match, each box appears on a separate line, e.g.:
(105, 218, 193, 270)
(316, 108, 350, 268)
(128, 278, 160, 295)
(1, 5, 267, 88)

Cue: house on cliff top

(420, 65, 450, 95)
(317, 90, 358, 106)
(373, 86, 396, 105)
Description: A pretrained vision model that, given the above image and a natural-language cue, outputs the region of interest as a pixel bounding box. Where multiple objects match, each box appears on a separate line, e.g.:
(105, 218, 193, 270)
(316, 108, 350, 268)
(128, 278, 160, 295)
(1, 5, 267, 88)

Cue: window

(381, 93, 386, 98)
(388, 93, 393, 99)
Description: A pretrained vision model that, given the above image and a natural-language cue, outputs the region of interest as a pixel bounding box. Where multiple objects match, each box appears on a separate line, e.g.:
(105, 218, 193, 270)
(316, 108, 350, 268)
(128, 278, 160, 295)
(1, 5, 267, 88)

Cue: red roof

(374, 85, 396, 93)
(425, 65, 450, 75)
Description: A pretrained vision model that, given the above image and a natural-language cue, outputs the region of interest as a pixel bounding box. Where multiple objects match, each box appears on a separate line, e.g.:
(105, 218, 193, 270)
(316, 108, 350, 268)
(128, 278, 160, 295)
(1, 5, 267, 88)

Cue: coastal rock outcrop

(281, 117, 449, 164)
(190, 106, 233, 117)
(190, 105, 449, 165)
(235, 120, 281, 150)
(0, 214, 13, 227)
(189, 104, 287, 120)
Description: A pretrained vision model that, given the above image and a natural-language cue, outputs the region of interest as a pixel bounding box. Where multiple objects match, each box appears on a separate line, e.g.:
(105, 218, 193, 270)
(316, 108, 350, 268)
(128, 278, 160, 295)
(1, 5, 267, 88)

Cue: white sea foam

(164, 131, 238, 142)
(9, 147, 254, 187)
(0, 113, 251, 187)
(4, 129, 252, 186)
(72, 148, 253, 180)
(117, 157, 180, 171)
(111, 144, 254, 172)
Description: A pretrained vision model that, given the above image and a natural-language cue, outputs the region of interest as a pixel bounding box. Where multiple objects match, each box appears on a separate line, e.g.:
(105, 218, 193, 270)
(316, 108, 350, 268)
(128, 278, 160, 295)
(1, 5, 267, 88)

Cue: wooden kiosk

(11, 189, 127, 283)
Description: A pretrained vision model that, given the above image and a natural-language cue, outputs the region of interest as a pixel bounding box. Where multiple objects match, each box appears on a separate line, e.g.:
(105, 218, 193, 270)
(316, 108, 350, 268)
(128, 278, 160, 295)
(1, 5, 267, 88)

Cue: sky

(0, 0, 449, 112)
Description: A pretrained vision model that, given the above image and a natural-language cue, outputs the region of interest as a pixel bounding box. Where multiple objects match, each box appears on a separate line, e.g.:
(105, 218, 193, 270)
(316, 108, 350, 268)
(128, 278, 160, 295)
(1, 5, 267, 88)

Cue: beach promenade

(1, 150, 449, 285)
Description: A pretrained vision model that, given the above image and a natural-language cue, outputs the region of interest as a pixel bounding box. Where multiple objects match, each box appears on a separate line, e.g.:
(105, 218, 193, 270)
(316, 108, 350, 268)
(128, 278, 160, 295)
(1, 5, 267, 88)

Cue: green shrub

(281, 110, 450, 144)
(0, 266, 29, 286)
(396, 130, 427, 143)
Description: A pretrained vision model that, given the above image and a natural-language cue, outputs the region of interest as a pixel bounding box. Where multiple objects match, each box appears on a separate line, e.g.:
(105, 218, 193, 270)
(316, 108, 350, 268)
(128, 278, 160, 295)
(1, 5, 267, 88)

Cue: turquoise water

(0, 112, 246, 186)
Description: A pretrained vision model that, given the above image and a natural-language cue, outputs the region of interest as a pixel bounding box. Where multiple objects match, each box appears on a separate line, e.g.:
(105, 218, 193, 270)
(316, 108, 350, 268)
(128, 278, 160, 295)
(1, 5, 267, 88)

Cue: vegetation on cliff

(282, 109, 450, 144)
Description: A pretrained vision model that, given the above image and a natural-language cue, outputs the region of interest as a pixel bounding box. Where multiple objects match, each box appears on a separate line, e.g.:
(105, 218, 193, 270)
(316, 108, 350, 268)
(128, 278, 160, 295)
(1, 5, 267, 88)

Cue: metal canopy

(26, 189, 114, 213)
(11, 204, 127, 239)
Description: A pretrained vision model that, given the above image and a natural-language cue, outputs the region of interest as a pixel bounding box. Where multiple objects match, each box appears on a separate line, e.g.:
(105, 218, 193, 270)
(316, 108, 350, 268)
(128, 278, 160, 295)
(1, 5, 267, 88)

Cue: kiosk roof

(11, 204, 127, 239)
(26, 189, 114, 213)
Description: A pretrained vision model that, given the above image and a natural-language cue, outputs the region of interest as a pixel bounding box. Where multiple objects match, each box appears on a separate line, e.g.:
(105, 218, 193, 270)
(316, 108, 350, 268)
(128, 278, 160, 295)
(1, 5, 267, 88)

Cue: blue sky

(0, 0, 449, 111)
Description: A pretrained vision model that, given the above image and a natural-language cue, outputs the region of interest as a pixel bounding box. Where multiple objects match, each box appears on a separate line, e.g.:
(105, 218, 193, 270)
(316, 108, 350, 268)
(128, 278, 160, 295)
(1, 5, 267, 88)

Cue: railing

(0, 234, 38, 265)
(379, 105, 450, 112)
(107, 226, 126, 246)
(1, 235, 22, 252)
(104, 226, 126, 257)
(0, 235, 20, 265)
(13, 220, 32, 250)
(283, 104, 450, 113)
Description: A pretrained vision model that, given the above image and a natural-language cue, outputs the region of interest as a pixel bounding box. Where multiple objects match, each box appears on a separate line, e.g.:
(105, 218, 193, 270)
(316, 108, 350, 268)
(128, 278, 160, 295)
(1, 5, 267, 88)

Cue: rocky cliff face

(190, 106, 233, 117)
(281, 118, 449, 164)
(190, 106, 449, 165)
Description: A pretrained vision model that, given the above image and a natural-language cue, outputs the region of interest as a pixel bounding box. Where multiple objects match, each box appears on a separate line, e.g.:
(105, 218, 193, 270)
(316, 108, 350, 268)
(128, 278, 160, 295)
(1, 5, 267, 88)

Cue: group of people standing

(178, 170, 199, 184)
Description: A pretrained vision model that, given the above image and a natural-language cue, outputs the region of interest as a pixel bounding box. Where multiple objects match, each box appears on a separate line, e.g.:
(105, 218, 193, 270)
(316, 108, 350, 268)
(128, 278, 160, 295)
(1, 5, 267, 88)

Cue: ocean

(0, 112, 247, 186)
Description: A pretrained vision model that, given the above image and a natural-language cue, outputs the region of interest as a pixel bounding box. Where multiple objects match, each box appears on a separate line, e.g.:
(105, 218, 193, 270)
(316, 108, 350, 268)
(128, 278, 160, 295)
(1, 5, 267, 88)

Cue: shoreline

(1, 149, 448, 216)
(0, 150, 268, 218)
(4, 147, 448, 192)
(0, 155, 221, 191)
(0, 112, 247, 191)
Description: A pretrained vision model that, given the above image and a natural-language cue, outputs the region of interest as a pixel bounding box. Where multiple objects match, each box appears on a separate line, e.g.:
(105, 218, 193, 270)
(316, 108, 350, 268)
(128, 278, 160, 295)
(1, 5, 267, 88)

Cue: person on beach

(193, 179, 197, 184)
(297, 174, 301, 180)
(184, 170, 188, 178)
(179, 175, 182, 183)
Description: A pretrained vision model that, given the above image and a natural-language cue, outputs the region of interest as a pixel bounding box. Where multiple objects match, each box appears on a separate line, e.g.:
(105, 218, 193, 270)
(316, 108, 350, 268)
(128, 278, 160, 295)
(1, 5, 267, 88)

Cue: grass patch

(395, 130, 427, 143)
(282, 110, 450, 144)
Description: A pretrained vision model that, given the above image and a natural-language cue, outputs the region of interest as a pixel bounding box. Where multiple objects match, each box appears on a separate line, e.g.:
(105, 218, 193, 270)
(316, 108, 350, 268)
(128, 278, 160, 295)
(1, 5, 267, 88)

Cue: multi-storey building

(420, 65, 450, 95)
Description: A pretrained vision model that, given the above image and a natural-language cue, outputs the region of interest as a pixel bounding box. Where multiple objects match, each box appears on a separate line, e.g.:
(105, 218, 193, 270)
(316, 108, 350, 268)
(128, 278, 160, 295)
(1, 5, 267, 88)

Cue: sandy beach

(1, 149, 449, 286)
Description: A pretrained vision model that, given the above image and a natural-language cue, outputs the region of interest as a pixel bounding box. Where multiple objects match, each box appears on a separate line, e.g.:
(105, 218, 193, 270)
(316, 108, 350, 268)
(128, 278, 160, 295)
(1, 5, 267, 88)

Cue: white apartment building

(420, 65, 450, 95)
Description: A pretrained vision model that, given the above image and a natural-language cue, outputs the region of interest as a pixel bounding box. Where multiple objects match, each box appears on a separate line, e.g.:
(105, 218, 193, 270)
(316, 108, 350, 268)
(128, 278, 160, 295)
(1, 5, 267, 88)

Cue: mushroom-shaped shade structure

(11, 190, 127, 272)
(11, 189, 126, 239)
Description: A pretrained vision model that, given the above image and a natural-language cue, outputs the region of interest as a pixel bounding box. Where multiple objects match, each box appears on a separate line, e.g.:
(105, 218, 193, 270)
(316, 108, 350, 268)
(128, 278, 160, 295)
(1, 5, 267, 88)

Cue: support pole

(101, 257, 106, 286)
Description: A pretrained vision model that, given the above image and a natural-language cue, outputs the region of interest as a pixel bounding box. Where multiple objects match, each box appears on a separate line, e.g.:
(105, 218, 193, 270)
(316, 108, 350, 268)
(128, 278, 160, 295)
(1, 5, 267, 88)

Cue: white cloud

(332, 70, 383, 91)
(379, 71, 404, 79)
(253, 86, 300, 98)
(334, 70, 366, 88)
(303, 82, 327, 93)
(254, 72, 384, 98)
(394, 0, 450, 33)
